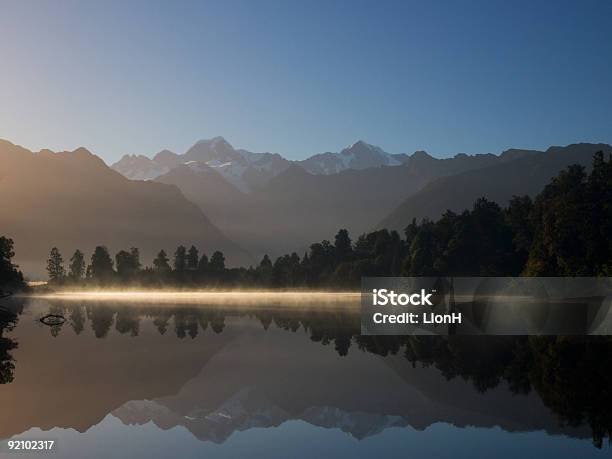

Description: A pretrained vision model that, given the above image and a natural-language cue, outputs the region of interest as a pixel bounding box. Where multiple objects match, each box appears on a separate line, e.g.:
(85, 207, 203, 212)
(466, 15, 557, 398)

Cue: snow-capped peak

(298, 140, 401, 174)
(341, 140, 391, 158)
(195, 136, 231, 148)
(343, 140, 384, 154)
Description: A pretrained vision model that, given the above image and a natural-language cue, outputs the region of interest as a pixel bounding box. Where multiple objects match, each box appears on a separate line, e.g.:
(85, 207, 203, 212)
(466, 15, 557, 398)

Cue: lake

(0, 293, 610, 458)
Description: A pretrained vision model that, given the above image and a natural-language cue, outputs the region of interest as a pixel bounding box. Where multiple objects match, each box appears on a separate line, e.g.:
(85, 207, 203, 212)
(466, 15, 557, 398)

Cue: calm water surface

(0, 294, 610, 458)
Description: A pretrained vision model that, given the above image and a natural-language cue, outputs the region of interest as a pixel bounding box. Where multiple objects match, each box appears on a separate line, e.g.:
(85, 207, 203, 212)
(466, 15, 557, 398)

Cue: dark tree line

(525, 151, 612, 276)
(44, 151, 611, 287)
(46, 244, 230, 287)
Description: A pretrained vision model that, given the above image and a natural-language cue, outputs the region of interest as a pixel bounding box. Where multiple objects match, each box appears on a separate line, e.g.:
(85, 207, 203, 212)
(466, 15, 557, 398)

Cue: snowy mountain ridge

(111, 137, 409, 191)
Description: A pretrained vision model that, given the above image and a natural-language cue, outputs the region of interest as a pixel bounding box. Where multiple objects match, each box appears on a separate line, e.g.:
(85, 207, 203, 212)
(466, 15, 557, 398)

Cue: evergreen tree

(505, 196, 534, 270)
(187, 245, 199, 270)
(174, 245, 187, 272)
(209, 251, 225, 273)
(90, 246, 114, 282)
(257, 254, 273, 286)
(197, 253, 209, 273)
(404, 218, 419, 247)
(115, 250, 132, 279)
(301, 252, 312, 285)
(153, 250, 171, 272)
(443, 198, 515, 275)
(525, 165, 588, 275)
(46, 247, 65, 283)
(130, 247, 141, 271)
(0, 236, 25, 290)
(584, 152, 612, 275)
(306, 240, 335, 285)
(334, 229, 353, 263)
(68, 249, 85, 281)
(404, 220, 437, 276)
(273, 252, 302, 286)
(525, 153, 612, 276)
(115, 248, 140, 280)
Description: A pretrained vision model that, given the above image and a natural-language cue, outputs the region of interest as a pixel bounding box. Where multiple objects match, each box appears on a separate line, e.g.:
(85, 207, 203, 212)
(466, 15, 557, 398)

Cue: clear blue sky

(1, 0, 610, 163)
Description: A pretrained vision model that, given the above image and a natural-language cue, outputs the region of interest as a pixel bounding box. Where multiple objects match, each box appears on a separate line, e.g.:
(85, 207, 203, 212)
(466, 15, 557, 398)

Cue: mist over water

(26, 290, 361, 307)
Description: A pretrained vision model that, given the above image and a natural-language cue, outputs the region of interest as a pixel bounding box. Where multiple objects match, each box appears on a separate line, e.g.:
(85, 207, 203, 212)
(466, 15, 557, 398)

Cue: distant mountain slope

(155, 164, 252, 238)
(156, 148, 531, 258)
(379, 143, 612, 232)
(111, 153, 175, 180)
(0, 140, 250, 276)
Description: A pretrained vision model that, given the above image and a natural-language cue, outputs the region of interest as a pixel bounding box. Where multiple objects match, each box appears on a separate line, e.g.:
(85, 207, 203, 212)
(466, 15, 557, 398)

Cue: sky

(0, 0, 611, 163)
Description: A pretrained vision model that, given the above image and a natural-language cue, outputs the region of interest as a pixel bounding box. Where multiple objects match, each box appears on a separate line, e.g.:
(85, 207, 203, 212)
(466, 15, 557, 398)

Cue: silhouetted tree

(46, 247, 65, 283)
(334, 229, 353, 263)
(306, 240, 335, 285)
(505, 196, 534, 270)
(68, 249, 85, 281)
(130, 247, 141, 271)
(404, 220, 436, 276)
(116, 249, 140, 281)
(197, 253, 209, 273)
(209, 251, 225, 275)
(257, 254, 273, 286)
(522, 154, 612, 276)
(0, 237, 24, 292)
(90, 246, 114, 283)
(196, 253, 210, 284)
(153, 250, 171, 272)
(174, 245, 187, 272)
(273, 252, 302, 287)
(187, 245, 199, 270)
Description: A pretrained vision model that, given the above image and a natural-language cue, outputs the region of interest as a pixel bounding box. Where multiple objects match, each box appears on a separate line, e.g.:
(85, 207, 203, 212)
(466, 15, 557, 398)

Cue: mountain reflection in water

(0, 295, 611, 458)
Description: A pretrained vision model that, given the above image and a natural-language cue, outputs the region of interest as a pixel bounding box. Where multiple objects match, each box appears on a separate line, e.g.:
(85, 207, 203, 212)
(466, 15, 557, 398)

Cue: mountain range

(2, 135, 608, 276)
(111, 137, 414, 192)
(112, 137, 291, 193)
(144, 139, 550, 259)
(0, 140, 250, 276)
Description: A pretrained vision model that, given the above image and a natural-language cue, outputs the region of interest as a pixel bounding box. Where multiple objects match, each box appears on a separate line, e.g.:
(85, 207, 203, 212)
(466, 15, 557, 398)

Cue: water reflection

(0, 299, 20, 384)
(0, 296, 611, 457)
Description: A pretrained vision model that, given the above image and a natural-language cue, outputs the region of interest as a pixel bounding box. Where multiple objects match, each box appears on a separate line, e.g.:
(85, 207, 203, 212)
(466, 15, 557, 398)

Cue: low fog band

(361, 277, 612, 336)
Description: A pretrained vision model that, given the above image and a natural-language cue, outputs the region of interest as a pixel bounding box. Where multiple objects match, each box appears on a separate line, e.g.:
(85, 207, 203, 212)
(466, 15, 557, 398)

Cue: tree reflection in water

(4, 301, 612, 448)
(0, 298, 22, 384)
